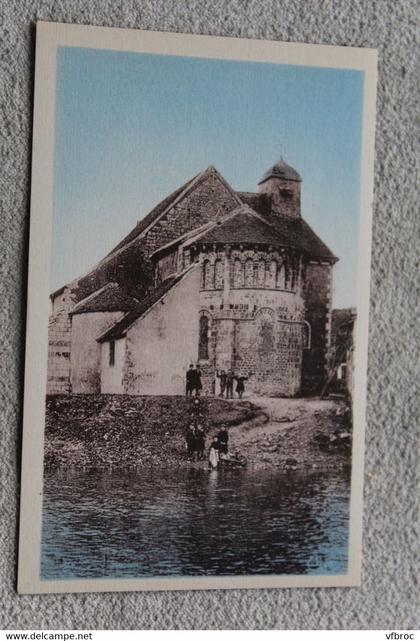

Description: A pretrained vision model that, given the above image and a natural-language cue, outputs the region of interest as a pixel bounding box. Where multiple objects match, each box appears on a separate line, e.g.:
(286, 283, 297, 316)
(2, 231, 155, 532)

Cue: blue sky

(52, 47, 364, 307)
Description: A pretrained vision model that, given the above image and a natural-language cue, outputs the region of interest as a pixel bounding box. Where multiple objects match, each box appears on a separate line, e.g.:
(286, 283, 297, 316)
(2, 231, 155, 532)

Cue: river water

(41, 466, 350, 579)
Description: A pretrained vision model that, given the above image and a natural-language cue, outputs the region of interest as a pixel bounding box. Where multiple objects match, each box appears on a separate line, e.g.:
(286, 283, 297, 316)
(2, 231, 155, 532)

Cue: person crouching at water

(208, 437, 220, 469)
(185, 424, 196, 460)
(196, 424, 205, 460)
(217, 425, 229, 454)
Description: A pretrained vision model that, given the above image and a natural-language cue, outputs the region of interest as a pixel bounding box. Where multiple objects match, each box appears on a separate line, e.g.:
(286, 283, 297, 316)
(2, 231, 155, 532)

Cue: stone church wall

(123, 267, 201, 395)
(100, 337, 126, 394)
(47, 287, 77, 394)
(302, 262, 332, 394)
(47, 309, 72, 394)
(198, 285, 306, 397)
(71, 311, 123, 393)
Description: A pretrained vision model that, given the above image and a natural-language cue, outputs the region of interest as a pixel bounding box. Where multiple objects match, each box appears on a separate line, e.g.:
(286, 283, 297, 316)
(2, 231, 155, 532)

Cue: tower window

(279, 188, 293, 199)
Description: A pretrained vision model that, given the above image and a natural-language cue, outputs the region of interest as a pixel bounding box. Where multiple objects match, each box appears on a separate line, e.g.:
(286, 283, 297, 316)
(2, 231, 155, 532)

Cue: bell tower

(257, 158, 302, 218)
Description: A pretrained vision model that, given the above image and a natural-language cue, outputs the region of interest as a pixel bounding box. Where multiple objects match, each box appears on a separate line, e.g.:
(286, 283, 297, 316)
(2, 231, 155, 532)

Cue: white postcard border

(18, 21, 377, 594)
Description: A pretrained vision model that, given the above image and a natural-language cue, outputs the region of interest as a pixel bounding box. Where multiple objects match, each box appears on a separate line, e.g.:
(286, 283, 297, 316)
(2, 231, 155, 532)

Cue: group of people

(184, 399, 229, 470)
(216, 370, 249, 399)
(186, 364, 250, 399)
(185, 364, 202, 396)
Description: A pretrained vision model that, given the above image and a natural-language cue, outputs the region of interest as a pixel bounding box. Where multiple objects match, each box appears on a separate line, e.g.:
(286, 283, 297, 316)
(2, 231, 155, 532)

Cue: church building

(48, 160, 337, 397)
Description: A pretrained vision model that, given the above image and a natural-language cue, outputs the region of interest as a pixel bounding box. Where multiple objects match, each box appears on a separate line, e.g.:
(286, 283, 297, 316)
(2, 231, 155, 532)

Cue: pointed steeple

(257, 158, 302, 218)
(258, 158, 301, 185)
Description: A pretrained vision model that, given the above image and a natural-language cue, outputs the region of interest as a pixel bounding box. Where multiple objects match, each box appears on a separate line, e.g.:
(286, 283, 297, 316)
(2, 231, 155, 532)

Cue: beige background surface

(0, 0, 418, 630)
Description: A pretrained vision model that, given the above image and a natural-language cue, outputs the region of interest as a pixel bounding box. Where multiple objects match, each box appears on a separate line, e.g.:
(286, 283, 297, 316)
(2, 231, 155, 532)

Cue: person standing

(225, 370, 234, 399)
(216, 370, 227, 397)
(185, 423, 196, 460)
(234, 374, 249, 399)
(196, 424, 205, 460)
(186, 364, 195, 397)
(195, 364, 203, 396)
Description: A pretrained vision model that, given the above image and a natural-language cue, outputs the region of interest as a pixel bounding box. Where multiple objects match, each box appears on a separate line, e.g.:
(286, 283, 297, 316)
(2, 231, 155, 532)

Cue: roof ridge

(210, 168, 243, 206)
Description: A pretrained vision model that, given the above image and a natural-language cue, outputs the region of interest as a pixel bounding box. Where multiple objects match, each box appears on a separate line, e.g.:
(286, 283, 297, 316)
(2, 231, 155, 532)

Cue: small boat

(219, 452, 247, 468)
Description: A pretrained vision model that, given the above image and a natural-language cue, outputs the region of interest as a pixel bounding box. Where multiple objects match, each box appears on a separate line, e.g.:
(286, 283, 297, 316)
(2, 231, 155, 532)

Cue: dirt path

(221, 396, 351, 470)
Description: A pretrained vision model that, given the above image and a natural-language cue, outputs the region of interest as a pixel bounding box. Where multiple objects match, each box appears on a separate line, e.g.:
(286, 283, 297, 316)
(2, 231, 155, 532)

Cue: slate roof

(150, 221, 215, 260)
(237, 193, 336, 261)
(264, 211, 337, 261)
(258, 158, 302, 184)
(179, 204, 336, 261)
(185, 206, 289, 247)
(53, 241, 153, 305)
(236, 192, 271, 216)
(97, 269, 193, 343)
(70, 283, 138, 315)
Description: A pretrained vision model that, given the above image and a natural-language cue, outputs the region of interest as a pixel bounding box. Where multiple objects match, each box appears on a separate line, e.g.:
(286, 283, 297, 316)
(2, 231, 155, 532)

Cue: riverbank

(44, 394, 351, 471)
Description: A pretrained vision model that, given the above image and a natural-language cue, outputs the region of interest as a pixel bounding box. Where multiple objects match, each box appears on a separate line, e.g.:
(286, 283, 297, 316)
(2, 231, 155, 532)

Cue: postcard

(18, 21, 377, 593)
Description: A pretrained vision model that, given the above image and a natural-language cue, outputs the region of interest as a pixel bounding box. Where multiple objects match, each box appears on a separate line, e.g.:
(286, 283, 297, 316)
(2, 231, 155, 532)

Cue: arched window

(290, 255, 298, 290)
(233, 258, 243, 288)
(244, 258, 254, 287)
(199, 315, 210, 360)
(277, 262, 286, 289)
(302, 321, 311, 349)
(214, 259, 224, 289)
(259, 319, 275, 355)
(257, 260, 266, 287)
(284, 257, 292, 290)
(255, 309, 276, 356)
(267, 259, 277, 288)
(202, 260, 212, 289)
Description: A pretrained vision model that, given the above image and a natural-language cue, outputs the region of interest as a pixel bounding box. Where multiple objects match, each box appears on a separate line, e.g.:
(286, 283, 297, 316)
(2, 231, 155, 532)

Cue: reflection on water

(41, 466, 350, 579)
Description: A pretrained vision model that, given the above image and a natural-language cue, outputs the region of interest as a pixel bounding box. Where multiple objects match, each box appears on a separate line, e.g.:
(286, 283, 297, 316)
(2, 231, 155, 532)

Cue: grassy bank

(44, 394, 351, 471)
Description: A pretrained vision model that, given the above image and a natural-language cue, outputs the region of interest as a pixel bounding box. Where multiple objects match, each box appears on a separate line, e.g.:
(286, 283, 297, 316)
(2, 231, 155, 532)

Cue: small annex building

(48, 160, 337, 397)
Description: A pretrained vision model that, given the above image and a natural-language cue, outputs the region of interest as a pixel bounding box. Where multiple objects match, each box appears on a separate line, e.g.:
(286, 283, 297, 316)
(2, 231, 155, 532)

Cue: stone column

(215, 317, 235, 372)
